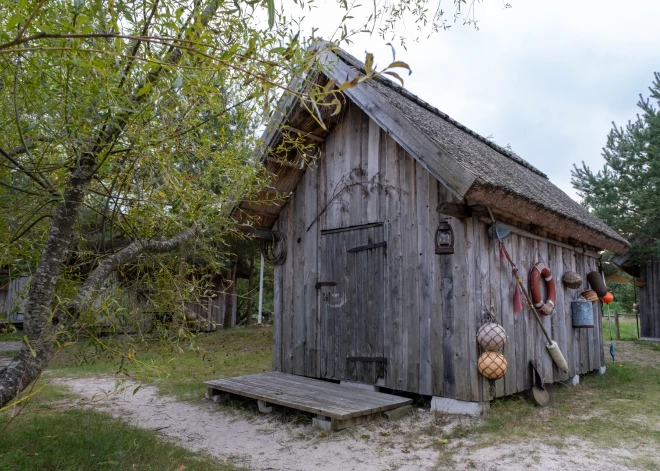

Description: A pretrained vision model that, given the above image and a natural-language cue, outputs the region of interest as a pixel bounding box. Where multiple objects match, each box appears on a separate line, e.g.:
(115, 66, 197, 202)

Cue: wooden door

(318, 223, 386, 384)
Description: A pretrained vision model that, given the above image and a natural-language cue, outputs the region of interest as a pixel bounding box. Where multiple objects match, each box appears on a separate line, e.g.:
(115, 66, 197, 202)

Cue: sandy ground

(449, 441, 642, 471)
(0, 340, 21, 368)
(57, 377, 441, 471)
(0, 341, 21, 353)
(55, 371, 654, 471)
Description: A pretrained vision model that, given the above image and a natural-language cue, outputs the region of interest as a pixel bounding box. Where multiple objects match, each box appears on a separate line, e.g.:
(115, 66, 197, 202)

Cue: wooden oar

(486, 208, 568, 373)
(513, 266, 569, 373)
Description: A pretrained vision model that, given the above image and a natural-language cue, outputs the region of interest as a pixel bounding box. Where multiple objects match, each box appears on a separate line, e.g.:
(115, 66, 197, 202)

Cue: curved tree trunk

(0, 154, 95, 407)
(0, 213, 199, 407)
(0, 0, 221, 408)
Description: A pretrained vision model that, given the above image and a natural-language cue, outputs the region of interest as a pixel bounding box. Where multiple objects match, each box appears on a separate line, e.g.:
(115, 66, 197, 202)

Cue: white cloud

(290, 0, 660, 199)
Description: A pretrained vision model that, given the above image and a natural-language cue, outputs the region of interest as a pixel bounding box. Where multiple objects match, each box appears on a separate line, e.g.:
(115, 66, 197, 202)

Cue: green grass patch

(0, 330, 24, 342)
(49, 326, 273, 401)
(0, 385, 238, 471)
(602, 315, 639, 341)
(439, 343, 660, 455)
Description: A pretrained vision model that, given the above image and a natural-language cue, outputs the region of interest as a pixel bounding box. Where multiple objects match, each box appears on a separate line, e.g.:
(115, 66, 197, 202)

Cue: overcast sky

(292, 0, 660, 200)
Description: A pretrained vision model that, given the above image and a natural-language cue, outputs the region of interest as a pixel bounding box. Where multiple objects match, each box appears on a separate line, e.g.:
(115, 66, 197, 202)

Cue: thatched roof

(333, 48, 628, 253)
(236, 43, 629, 253)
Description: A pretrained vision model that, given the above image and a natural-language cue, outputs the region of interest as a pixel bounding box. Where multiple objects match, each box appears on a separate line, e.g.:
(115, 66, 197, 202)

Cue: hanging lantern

(435, 219, 454, 254)
(600, 292, 614, 304)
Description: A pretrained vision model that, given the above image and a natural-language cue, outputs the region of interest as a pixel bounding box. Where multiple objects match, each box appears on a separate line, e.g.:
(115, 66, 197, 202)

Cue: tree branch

(62, 224, 200, 321)
(14, 0, 49, 42)
(0, 147, 52, 192)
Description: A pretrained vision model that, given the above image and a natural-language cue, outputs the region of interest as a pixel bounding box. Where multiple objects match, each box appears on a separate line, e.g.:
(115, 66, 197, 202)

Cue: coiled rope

(260, 230, 287, 265)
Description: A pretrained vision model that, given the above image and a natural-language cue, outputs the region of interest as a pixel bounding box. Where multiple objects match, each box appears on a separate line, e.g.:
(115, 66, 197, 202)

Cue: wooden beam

(236, 225, 275, 240)
(437, 202, 471, 219)
(283, 125, 325, 142)
(258, 186, 279, 195)
(479, 216, 601, 258)
(265, 156, 305, 169)
(240, 207, 281, 219)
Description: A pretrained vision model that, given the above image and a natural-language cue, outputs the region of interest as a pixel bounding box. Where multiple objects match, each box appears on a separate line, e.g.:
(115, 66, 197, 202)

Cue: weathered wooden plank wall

(0, 277, 30, 321)
(189, 273, 238, 331)
(639, 260, 660, 339)
(272, 102, 604, 401)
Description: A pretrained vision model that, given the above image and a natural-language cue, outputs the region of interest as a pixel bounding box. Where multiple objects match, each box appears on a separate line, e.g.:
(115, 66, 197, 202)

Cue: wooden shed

(0, 273, 30, 325)
(235, 45, 629, 404)
(611, 254, 660, 341)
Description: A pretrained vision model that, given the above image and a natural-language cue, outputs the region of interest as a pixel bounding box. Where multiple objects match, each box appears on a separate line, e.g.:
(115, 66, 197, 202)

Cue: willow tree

(0, 0, 494, 407)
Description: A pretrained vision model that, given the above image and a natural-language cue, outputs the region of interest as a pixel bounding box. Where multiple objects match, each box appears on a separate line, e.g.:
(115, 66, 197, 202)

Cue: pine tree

(572, 72, 660, 263)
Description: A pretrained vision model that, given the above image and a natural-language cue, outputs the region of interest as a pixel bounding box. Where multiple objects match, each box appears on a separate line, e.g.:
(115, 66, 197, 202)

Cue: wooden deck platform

(205, 371, 412, 430)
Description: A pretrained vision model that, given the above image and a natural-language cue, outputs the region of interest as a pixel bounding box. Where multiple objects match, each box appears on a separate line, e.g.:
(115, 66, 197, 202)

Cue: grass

(48, 326, 273, 401)
(4, 324, 660, 469)
(0, 330, 24, 342)
(0, 327, 271, 471)
(436, 340, 660, 469)
(0, 385, 237, 471)
(602, 315, 639, 341)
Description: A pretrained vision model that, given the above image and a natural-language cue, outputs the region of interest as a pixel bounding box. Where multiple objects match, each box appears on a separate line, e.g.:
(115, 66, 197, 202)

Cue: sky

(288, 0, 660, 200)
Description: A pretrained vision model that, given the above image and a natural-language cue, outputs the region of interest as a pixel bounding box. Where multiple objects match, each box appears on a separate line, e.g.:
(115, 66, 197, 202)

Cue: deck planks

(205, 372, 412, 421)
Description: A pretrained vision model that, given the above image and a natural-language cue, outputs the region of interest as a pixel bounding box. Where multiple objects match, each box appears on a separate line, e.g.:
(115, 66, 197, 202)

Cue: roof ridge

(334, 48, 548, 179)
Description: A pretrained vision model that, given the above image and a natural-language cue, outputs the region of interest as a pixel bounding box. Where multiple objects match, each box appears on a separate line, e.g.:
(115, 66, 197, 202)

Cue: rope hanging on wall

(260, 231, 287, 265)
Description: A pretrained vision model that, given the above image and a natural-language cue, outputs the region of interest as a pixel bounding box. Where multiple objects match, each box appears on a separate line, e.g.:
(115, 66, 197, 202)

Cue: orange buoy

(600, 292, 614, 304)
(477, 351, 508, 380)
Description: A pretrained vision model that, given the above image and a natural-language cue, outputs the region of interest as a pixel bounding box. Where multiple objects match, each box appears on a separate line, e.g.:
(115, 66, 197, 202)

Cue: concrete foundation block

(431, 396, 489, 417)
(212, 394, 231, 404)
(206, 388, 230, 404)
(340, 380, 379, 392)
(598, 366, 606, 375)
(383, 405, 412, 421)
(257, 400, 273, 414)
(312, 415, 332, 431)
(565, 374, 580, 386)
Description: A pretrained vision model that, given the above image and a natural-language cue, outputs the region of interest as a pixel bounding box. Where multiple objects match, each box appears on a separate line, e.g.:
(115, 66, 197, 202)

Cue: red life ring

(530, 262, 556, 316)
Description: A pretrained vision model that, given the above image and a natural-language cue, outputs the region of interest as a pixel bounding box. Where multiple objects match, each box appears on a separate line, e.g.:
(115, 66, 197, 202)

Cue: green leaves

(6, 13, 25, 30)
(572, 72, 660, 262)
(136, 81, 152, 96)
(364, 52, 374, 75)
(387, 61, 412, 75)
(266, 0, 275, 29)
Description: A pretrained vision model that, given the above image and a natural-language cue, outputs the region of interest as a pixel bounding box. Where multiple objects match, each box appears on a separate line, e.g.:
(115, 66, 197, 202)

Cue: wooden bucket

(571, 298, 594, 328)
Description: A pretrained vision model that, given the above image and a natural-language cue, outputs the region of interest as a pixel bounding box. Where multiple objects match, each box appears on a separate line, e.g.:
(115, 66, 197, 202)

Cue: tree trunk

(0, 0, 223, 408)
(0, 219, 199, 407)
(0, 153, 96, 407)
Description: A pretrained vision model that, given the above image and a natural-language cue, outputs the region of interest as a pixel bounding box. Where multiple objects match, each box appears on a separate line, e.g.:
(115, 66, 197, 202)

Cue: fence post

(614, 310, 620, 340)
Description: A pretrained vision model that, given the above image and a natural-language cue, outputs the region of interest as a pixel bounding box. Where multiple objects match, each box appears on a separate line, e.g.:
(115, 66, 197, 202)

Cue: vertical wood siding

(273, 102, 604, 400)
(0, 277, 30, 322)
(639, 260, 660, 339)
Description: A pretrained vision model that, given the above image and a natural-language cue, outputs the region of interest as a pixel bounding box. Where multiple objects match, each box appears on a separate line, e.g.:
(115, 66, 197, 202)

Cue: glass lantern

(435, 219, 454, 254)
